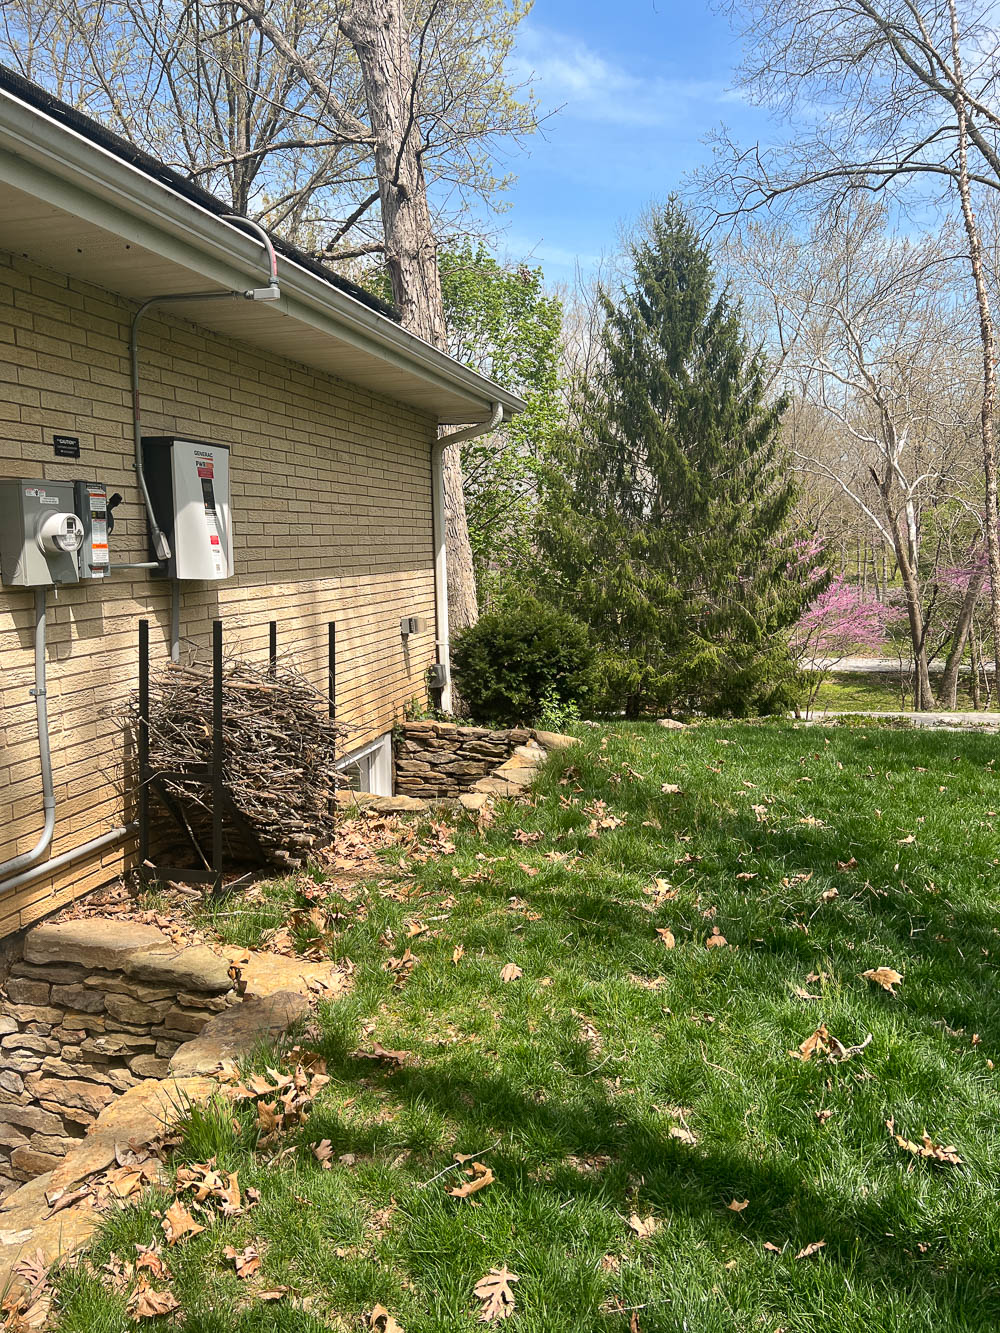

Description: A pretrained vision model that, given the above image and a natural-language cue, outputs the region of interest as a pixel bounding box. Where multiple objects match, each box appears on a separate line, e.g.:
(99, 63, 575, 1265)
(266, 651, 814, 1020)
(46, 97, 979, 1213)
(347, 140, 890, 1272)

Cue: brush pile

(130, 655, 347, 869)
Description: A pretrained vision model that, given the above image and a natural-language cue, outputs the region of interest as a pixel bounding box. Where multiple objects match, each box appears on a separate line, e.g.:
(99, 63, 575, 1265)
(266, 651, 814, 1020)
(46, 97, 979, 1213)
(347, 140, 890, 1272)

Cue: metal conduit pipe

(0, 825, 137, 897)
(431, 402, 503, 713)
(0, 588, 55, 882)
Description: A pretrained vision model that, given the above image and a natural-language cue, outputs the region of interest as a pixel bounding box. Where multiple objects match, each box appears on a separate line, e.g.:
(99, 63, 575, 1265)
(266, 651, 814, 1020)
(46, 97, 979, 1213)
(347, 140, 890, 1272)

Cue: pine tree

(541, 201, 817, 717)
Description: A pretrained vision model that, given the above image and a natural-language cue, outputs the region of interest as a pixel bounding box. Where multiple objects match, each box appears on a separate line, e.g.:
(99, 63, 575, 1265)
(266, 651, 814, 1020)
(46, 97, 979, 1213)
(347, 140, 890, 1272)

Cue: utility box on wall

(0, 478, 83, 586)
(142, 437, 234, 580)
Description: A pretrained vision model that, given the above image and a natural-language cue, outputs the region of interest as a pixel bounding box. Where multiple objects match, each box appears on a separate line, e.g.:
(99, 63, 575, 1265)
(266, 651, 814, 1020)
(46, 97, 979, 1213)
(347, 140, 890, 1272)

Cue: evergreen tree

(540, 201, 817, 717)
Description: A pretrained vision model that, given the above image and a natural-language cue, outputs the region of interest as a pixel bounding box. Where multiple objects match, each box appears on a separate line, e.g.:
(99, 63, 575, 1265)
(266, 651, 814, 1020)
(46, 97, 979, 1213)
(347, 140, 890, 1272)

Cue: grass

(809, 670, 989, 714)
(53, 720, 1000, 1331)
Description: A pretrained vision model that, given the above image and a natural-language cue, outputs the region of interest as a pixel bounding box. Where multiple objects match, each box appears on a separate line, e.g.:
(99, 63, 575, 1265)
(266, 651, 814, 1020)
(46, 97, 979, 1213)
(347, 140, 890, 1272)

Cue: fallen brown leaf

(499, 963, 523, 983)
(161, 1199, 205, 1246)
(795, 1240, 826, 1260)
(726, 1199, 749, 1213)
(656, 927, 676, 950)
(370, 1305, 405, 1333)
(473, 1266, 519, 1322)
(861, 966, 903, 994)
(224, 1244, 261, 1279)
(448, 1162, 495, 1198)
(126, 1276, 180, 1319)
(705, 927, 728, 949)
(627, 1213, 659, 1238)
(887, 1119, 963, 1165)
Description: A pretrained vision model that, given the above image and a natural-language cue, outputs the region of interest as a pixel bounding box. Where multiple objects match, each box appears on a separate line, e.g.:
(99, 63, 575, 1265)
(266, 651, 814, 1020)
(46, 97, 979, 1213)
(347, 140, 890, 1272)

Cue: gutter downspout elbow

(431, 401, 503, 713)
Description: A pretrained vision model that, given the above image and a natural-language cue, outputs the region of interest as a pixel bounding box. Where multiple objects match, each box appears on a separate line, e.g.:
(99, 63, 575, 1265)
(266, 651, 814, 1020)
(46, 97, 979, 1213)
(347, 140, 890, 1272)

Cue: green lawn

(809, 670, 986, 714)
(54, 721, 1000, 1332)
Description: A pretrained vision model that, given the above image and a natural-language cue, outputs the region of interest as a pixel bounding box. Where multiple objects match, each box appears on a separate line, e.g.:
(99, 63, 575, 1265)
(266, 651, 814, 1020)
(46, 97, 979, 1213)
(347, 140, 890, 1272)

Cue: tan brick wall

(0, 250, 439, 937)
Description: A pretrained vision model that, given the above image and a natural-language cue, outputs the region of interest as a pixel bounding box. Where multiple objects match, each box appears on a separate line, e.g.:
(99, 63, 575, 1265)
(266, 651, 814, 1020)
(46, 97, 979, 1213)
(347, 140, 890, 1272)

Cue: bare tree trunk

(949, 0, 1000, 681)
(882, 497, 932, 709)
(237, 0, 480, 634)
(936, 564, 986, 707)
(339, 0, 478, 633)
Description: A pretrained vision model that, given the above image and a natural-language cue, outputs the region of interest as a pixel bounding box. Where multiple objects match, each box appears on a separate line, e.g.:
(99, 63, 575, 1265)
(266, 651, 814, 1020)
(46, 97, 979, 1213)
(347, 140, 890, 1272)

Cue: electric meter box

(141, 437, 234, 580)
(0, 478, 83, 586)
(74, 481, 111, 580)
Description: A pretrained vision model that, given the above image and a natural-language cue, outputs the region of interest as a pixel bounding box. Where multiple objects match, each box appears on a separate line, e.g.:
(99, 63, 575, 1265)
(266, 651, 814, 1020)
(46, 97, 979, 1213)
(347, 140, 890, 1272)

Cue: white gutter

(0, 88, 526, 425)
(432, 403, 504, 712)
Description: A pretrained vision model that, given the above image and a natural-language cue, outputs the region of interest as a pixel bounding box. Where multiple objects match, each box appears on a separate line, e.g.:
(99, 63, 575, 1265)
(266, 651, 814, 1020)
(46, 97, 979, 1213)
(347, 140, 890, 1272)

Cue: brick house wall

(0, 248, 439, 938)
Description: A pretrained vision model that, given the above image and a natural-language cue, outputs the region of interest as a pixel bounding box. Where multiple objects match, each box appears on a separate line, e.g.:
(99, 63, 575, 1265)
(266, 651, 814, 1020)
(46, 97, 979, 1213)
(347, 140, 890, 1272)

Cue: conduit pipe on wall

(431, 401, 504, 713)
(0, 588, 55, 884)
(0, 825, 137, 897)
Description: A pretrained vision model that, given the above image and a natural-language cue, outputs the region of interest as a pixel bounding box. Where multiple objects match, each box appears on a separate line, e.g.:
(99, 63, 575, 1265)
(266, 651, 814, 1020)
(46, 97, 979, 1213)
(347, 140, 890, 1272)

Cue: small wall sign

(53, 435, 81, 459)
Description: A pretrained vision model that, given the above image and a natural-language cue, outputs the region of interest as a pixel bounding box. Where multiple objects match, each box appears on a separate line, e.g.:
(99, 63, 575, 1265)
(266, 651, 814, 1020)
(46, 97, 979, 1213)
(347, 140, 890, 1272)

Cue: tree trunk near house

(339, 0, 479, 634)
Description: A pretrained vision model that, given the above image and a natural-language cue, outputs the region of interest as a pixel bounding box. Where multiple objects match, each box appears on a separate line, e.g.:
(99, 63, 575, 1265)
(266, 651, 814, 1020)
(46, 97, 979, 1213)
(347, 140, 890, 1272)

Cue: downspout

(0, 588, 55, 881)
(431, 402, 503, 712)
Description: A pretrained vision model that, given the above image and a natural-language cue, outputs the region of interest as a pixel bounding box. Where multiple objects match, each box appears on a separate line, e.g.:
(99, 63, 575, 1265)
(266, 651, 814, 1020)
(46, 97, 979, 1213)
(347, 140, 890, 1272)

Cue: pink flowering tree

(793, 576, 894, 712)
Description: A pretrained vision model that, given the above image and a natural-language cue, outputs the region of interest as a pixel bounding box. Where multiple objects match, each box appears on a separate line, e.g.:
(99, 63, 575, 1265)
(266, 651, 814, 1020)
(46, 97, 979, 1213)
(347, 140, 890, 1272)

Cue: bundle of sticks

(130, 654, 347, 869)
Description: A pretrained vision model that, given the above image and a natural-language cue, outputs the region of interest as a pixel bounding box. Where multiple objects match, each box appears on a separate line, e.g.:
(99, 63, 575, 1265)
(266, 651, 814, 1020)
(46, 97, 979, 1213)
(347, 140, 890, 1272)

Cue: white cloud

(509, 24, 729, 129)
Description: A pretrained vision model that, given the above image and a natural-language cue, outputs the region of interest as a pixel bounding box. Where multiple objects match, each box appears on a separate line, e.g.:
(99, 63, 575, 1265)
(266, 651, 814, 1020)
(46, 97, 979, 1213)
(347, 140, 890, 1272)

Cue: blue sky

(495, 0, 772, 285)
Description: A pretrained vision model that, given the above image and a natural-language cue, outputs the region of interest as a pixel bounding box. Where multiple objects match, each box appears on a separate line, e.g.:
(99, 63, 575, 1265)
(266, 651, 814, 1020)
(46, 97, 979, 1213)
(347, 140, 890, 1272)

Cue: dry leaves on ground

(224, 1244, 261, 1279)
(500, 963, 523, 983)
(795, 1240, 826, 1259)
(705, 928, 728, 949)
(887, 1119, 963, 1165)
(862, 966, 903, 994)
(126, 1276, 180, 1319)
(369, 1304, 406, 1332)
(627, 1213, 659, 1238)
(668, 1125, 698, 1145)
(352, 1043, 410, 1067)
(161, 1199, 206, 1246)
(655, 927, 676, 950)
(1, 1251, 51, 1329)
(790, 1023, 872, 1063)
(727, 1199, 749, 1213)
(473, 1267, 519, 1322)
(448, 1161, 495, 1198)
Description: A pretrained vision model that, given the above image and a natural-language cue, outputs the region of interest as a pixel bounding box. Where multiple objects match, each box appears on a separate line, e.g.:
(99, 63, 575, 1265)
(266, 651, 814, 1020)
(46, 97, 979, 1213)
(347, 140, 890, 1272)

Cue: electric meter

(0, 479, 81, 585)
(141, 437, 234, 580)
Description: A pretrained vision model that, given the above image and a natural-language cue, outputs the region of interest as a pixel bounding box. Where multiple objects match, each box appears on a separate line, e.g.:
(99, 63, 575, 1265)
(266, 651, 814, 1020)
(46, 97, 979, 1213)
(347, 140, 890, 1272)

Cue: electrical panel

(0, 478, 84, 586)
(74, 481, 111, 580)
(142, 437, 234, 580)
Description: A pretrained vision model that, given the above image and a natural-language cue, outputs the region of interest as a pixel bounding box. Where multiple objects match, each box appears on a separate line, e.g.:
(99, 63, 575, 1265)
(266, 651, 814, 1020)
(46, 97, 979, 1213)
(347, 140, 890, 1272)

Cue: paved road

(815, 657, 992, 675)
(803, 708, 1000, 729)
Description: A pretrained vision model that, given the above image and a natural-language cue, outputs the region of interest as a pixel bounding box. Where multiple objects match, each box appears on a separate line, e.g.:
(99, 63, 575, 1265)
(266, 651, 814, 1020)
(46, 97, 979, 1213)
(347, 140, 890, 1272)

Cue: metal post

(137, 619, 150, 879)
(268, 620, 277, 678)
(211, 619, 224, 895)
(334, 621, 344, 719)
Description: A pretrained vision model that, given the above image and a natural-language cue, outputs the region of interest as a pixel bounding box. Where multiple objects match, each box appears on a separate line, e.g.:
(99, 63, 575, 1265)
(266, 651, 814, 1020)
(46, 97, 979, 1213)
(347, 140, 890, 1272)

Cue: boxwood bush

(451, 599, 595, 727)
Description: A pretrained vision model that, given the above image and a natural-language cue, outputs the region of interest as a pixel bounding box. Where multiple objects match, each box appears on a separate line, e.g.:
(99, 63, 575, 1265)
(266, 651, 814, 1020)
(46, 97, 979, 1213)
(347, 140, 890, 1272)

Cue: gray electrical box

(73, 481, 111, 580)
(0, 478, 83, 586)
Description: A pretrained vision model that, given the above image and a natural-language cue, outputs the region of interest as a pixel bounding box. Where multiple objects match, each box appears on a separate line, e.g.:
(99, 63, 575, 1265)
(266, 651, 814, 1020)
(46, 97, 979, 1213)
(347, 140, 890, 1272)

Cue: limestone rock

(104, 994, 171, 1026)
(4, 978, 50, 1006)
(371, 794, 431, 814)
(24, 1076, 115, 1117)
(0, 1105, 64, 1137)
(0, 1197, 100, 1295)
(0, 1124, 28, 1150)
(656, 717, 686, 729)
(123, 944, 233, 995)
(9, 1145, 64, 1179)
(51, 984, 105, 1014)
(128, 1055, 171, 1079)
(532, 730, 577, 750)
(1, 1034, 57, 1056)
(239, 953, 348, 1001)
(459, 792, 492, 812)
(0, 1072, 24, 1101)
(159, 1006, 208, 1035)
(9, 961, 87, 984)
(23, 919, 169, 971)
(0, 1017, 16, 1037)
(169, 991, 308, 1076)
(2, 1003, 63, 1026)
(39, 1058, 134, 1094)
(81, 1033, 155, 1059)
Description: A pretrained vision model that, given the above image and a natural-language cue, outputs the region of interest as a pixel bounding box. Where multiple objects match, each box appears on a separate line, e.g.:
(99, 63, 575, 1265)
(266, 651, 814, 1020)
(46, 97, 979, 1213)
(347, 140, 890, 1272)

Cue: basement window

(335, 732, 392, 797)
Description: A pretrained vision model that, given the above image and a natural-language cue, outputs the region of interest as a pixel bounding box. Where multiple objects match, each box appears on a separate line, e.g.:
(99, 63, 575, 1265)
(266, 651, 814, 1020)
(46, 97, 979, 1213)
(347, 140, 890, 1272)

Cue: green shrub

(451, 599, 595, 726)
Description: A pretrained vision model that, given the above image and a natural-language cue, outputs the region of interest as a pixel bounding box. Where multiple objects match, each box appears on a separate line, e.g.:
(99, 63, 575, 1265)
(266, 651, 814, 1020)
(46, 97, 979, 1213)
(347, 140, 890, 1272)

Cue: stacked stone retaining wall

(393, 723, 572, 800)
(0, 921, 235, 1194)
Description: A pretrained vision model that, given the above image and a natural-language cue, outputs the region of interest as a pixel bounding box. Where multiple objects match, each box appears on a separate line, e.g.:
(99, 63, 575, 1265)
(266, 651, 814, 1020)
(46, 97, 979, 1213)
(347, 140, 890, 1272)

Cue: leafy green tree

(540, 201, 816, 717)
(438, 245, 563, 606)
